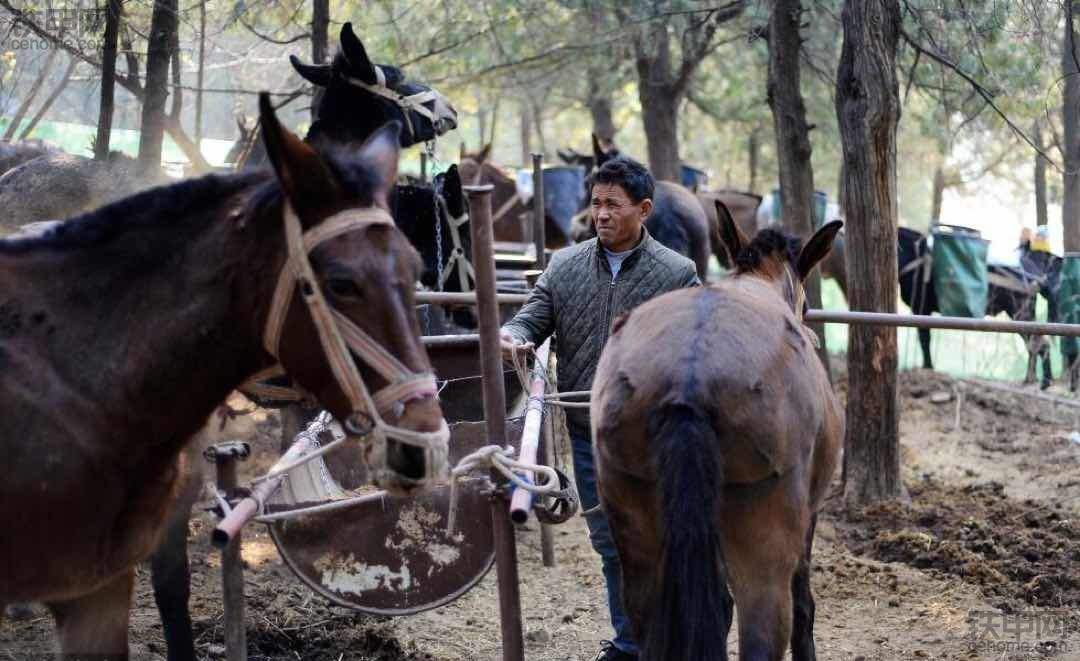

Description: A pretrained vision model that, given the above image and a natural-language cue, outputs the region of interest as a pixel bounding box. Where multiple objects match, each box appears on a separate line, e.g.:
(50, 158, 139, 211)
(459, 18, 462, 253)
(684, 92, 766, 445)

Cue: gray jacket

(502, 229, 700, 432)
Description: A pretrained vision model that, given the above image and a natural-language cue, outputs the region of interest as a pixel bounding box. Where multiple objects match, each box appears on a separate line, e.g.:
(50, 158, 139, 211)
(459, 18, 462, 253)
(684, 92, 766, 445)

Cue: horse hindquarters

(47, 569, 135, 659)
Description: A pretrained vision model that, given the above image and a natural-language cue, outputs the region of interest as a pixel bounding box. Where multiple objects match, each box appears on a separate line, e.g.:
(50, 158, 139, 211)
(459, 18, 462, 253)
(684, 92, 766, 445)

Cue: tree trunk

(195, 0, 207, 145)
(519, 103, 531, 167)
(587, 74, 616, 143)
(311, 0, 330, 120)
(1035, 119, 1048, 228)
(748, 126, 760, 193)
(94, 0, 121, 160)
(138, 0, 178, 169)
(836, 0, 904, 507)
(931, 164, 945, 223)
(168, 18, 182, 120)
(636, 24, 681, 181)
(768, 0, 829, 376)
(19, 55, 76, 139)
(3, 47, 58, 140)
(1064, 2, 1080, 251)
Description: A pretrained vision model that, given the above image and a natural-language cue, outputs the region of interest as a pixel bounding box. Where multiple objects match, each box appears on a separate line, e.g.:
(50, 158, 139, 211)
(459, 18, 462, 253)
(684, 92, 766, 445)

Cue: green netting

(931, 228, 988, 319)
(1058, 254, 1080, 356)
(768, 189, 828, 229)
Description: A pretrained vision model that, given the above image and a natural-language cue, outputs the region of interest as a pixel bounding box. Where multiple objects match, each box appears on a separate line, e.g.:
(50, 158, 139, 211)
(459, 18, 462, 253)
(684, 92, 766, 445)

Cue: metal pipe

(509, 339, 552, 524)
(214, 451, 247, 661)
(805, 309, 1080, 337)
(532, 153, 545, 269)
(420, 151, 428, 184)
(415, 291, 529, 306)
(422, 333, 482, 348)
(465, 184, 524, 661)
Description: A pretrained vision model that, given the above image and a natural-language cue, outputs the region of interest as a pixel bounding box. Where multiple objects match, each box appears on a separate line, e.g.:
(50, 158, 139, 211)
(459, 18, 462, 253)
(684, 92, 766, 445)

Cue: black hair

(735, 228, 802, 273)
(587, 156, 654, 204)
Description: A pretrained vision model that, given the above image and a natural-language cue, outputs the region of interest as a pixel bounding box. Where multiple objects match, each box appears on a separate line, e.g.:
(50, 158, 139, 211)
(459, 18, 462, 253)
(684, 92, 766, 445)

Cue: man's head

(588, 157, 654, 252)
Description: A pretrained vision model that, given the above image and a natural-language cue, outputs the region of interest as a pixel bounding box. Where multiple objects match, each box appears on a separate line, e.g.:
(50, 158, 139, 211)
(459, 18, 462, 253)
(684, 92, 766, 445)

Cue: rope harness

(261, 203, 450, 488)
(343, 65, 453, 143)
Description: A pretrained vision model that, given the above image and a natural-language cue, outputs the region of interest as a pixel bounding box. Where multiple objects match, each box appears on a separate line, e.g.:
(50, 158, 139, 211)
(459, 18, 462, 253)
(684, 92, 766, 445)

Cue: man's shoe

(594, 640, 638, 661)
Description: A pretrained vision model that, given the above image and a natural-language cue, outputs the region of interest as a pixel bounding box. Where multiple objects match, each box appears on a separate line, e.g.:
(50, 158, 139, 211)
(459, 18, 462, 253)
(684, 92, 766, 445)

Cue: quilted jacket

(502, 228, 700, 432)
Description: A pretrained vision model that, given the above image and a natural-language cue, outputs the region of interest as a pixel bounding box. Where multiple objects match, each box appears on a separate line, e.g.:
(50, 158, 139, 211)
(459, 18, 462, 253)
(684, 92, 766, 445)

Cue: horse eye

(326, 277, 361, 299)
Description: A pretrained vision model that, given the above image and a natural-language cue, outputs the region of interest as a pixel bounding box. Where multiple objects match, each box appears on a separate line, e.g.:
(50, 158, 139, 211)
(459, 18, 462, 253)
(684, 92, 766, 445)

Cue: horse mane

(735, 228, 801, 274)
(0, 170, 270, 255)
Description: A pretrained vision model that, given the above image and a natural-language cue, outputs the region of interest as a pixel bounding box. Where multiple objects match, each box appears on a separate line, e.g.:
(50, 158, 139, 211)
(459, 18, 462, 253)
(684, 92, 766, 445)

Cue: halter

(262, 202, 450, 486)
(343, 65, 451, 143)
(434, 195, 476, 293)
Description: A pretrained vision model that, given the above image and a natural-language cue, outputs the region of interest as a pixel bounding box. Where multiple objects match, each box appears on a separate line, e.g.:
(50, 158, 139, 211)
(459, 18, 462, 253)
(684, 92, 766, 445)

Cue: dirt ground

(4, 360, 1080, 660)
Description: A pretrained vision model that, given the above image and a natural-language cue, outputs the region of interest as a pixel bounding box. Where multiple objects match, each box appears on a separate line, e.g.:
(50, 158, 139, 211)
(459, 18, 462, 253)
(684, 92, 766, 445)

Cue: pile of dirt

(832, 480, 1080, 614)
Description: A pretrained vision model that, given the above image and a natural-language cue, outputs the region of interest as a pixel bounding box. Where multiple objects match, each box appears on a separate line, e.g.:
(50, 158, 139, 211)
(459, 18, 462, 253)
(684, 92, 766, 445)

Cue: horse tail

(643, 402, 728, 661)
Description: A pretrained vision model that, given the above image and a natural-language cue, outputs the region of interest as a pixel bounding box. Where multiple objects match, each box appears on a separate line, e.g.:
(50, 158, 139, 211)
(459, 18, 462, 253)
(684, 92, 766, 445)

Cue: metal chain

(427, 139, 445, 292)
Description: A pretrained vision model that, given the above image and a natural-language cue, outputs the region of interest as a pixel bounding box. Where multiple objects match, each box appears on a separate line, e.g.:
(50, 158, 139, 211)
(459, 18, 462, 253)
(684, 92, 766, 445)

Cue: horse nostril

(387, 440, 425, 481)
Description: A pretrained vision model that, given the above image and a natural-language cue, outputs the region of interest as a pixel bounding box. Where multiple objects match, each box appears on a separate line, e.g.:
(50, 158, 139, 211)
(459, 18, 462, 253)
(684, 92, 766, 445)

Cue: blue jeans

(570, 427, 638, 655)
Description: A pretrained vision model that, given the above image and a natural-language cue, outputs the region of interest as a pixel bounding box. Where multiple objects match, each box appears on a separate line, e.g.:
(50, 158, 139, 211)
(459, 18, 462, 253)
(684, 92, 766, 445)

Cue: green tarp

(932, 228, 988, 319)
(1059, 254, 1080, 356)
(768, 189, 828, 229)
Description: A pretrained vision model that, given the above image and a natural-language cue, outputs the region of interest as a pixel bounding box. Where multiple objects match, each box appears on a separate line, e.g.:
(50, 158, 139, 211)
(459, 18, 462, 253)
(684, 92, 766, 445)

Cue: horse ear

(716, 199, 748, 268)
(591, 133, 606, 163)
(289, 55, 332, 87)
(258, 93, 338, 224)
(478, 143, 492, 164)
(557, 148, 574, 164)
(356, 121, 402, 209)
(796, 220, 843, 282)
(610, 310, 632, 336)
(340, 22, 378, 84)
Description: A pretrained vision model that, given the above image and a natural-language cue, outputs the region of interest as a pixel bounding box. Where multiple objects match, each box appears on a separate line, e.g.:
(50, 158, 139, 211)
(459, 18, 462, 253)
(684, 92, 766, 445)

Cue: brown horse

(457, 143, 571, 250)
(0, 96, 445, 657)
(591, 204, 844, 660)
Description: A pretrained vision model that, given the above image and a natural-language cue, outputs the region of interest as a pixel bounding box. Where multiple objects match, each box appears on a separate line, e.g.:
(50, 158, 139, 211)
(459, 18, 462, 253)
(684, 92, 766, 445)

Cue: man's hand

(500, 329, 534, 362)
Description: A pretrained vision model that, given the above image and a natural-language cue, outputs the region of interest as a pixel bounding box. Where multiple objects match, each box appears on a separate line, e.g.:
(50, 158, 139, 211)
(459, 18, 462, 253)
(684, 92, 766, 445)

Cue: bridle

(343, 65, 453, 143)
(433, 191, 475, 294)
(259, 202, 450, 486)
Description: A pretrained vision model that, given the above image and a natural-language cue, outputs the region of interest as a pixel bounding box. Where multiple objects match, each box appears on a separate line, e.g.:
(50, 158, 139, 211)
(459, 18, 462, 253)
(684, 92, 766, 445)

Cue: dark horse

(898, 227, 1057, 388)
(564, 135, 712, 282)
(0, 95, 446, 656)
(140, 28, 466, 661)
(592, 204, 844, 660)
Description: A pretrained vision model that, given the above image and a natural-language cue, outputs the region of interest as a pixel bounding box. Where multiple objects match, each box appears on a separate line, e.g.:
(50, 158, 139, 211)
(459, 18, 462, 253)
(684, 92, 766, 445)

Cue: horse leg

(722, 493, 802, 661)
(919, 328, 933, 369)
(47, 569, 134, 659)
(789, 513, 819, 661)
(150, 495, 198, 661)
(1024, 335, 1038, 385)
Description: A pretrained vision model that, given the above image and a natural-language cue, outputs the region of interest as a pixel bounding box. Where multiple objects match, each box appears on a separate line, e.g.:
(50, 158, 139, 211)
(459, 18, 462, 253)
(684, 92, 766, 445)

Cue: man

(500, 157, 700, 660)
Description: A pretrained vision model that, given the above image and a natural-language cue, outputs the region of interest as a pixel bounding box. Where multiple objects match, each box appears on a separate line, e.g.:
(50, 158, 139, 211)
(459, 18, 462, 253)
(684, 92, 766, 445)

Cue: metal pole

(420, 151, 428, 184)
(465, 184, 523, 661)
(207, 442, 249, 661)
(522, 268, 556, 567)
(532, 153, 546, 269)
(416, 291, 529, 306)
(509, 338, 552, 523)
(805, 309, 1080, 337)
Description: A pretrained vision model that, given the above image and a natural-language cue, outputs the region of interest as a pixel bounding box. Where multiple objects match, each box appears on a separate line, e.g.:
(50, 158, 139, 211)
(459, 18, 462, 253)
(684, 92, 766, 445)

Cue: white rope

(445, 444, 561, 535)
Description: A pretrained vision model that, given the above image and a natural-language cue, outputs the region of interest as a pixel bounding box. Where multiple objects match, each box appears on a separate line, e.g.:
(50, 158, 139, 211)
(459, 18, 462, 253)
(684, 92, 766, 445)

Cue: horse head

(716, 199, 842, 318)
(258, 93, 447, 495)
(291, 22, 457, 148)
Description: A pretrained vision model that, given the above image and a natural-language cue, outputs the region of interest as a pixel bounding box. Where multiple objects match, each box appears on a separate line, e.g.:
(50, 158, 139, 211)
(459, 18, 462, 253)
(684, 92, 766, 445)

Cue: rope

(445, 444, 564, 535)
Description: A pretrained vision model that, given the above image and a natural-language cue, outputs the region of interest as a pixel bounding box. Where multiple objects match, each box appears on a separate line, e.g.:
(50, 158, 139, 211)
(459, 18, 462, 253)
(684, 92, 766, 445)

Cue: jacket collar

(594, 227, 652, 275)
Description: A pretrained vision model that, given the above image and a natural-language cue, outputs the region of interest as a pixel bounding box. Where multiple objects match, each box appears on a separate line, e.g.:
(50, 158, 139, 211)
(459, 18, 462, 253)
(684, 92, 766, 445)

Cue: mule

(565, 135, 712, 281)
(591, 203, 844, 660)
(457, 143, 571, 250)
(0, 96, 446, 658)
(237, 22, 457, 169)
(898, 227, 1057, 388)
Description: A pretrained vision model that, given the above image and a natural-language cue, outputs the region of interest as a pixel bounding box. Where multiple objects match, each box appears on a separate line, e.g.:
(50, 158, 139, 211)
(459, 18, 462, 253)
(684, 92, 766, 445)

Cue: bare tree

(3, 47, 57, 140)
(94, 0, 121, 159)
(138, 0, 179, 168)
(767, 0, 829, 375)
(19, 54, 76, 139)
(1064, 1, 1080, 251)
(836, 0, 905, 506)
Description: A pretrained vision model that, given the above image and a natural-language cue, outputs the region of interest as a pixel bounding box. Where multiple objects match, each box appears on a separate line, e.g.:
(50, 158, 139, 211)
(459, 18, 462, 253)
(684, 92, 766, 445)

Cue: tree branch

(899, 27, 1061, 173)
(673, 1, 747, 95)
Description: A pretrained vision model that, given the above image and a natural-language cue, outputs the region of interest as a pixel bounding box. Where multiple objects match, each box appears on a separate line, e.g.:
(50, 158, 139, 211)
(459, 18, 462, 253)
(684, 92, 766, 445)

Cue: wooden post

(531, 153, 546, 269)
(465, 184, 524, 661)
(206, 442, 250, 661)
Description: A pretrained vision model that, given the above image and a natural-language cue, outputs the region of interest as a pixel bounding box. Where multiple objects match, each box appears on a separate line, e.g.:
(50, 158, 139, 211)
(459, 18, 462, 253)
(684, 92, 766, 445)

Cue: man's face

(590, 183, 651, 252)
